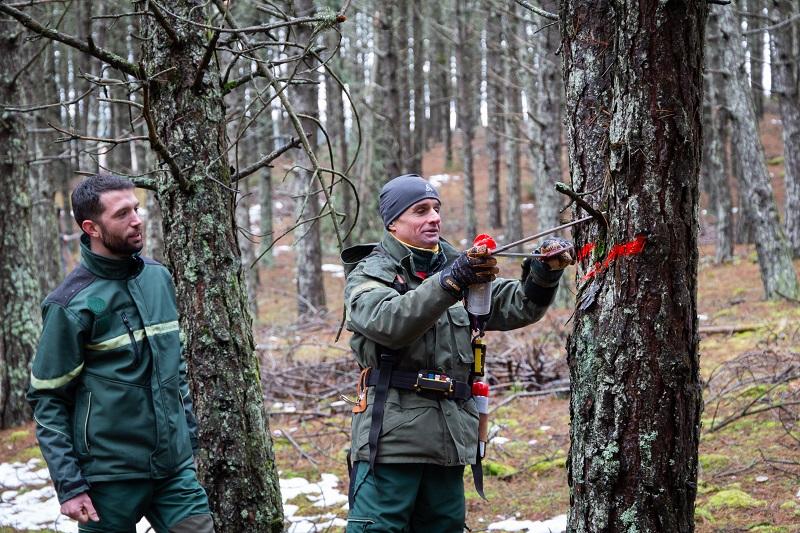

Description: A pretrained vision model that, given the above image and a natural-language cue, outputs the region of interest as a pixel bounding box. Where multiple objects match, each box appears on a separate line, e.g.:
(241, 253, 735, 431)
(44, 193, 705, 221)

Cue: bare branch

(512, 0, 558, 21)
(141, 74, 189, 191)
(48, 122, 148, 145)
(232, 136, 305, 182)
(192, 29, 221, 91)
(4, 87, 93, 113)
(0, 2, 139, 77)
(147, 0, 180, 44)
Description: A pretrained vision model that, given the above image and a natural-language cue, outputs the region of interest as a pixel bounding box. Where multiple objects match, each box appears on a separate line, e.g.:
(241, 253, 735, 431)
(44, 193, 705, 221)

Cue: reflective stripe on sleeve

(30, 363, 84, 390)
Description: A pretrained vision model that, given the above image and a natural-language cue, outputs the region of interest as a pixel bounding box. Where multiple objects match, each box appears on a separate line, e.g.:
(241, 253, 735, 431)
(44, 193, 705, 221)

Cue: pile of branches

(261, 323, 570, 415)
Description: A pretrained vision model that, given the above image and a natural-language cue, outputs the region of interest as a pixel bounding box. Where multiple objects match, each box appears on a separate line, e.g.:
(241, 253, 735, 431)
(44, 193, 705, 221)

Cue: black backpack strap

(368, 348, 396, 472)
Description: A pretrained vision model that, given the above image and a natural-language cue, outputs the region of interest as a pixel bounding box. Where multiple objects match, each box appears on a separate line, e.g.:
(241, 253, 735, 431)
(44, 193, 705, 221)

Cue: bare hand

(60, 492, 99, 524)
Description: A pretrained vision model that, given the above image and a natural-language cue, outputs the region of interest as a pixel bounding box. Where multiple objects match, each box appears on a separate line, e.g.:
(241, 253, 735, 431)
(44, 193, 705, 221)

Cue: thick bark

(717, 6, 800, 299)
(411, 0, 425, 172)
(770, 0, 800, 257)
(0, 19, 40, 428)
(562, 1, 706, 531)
(485, 1, 503, 228)
(703, 14, 734, 264)
(140, 3, 283, 531)
(503, 6, 522, 246)
(456, 0, 478, 240)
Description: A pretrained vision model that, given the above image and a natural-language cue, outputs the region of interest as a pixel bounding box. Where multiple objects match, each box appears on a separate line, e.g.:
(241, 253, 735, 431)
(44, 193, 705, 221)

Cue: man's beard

(100, 227, 143, 256)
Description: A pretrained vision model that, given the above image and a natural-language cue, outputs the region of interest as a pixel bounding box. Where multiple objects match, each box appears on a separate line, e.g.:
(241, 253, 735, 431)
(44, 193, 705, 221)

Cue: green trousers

(78, 464, 213, 533)
(346, 461, 465, 533)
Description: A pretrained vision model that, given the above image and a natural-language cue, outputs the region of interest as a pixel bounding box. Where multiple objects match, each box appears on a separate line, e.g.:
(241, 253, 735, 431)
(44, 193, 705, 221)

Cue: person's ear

(81, 219, 101, 238)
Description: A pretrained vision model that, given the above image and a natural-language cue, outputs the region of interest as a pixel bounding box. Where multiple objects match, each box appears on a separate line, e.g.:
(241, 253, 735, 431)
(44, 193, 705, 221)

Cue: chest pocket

(442, 304, 473, 378)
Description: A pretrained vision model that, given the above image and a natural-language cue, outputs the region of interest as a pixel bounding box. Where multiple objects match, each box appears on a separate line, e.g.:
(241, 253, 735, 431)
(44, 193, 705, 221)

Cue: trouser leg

(346, 461, 423, 533)
(145, 464, 214, 533)
(410, 464, 466, 533)
(78, 479, 151, 533)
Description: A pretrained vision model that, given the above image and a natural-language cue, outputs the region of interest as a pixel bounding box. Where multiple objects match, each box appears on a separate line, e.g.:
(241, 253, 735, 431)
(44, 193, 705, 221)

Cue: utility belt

(362, 367, 472, 401)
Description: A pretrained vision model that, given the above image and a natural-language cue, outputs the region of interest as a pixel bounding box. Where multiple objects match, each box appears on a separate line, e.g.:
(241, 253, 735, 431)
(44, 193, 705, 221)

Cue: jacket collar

(380, 232, 451, 277)
(80, 234, 144, 280)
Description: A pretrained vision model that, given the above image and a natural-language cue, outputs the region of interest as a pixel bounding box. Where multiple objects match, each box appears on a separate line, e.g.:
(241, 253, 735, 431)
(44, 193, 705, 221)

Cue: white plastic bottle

(466, 282, 492, 315)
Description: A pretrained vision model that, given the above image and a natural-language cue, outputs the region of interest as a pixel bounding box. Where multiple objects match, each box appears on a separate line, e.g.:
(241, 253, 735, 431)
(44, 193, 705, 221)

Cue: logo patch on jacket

(88, 297, 111, 337)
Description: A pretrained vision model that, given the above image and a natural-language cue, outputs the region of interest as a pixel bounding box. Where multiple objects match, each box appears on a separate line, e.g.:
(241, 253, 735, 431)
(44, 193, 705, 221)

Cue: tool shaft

(490, 214, 595, 255)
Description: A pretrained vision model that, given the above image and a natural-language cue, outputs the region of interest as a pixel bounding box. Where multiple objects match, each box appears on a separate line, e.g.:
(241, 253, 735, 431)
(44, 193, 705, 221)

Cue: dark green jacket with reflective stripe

(28, 236, 197, 503)
(342, 233, 559, 467)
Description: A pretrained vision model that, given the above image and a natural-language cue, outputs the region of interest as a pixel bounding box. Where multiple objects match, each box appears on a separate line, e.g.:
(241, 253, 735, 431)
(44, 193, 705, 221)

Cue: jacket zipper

(84, 392, 92, 452)
(120, 312, 141, 368)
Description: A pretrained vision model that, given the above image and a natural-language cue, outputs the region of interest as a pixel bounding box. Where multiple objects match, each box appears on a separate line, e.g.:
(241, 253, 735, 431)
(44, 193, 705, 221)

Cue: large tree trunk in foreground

(770, 0, 800, 257)
(562, 1, 706, 530)
(0, 20, 40, 429)
(140, 3, 283, 531)
(717, 6, 800, 299)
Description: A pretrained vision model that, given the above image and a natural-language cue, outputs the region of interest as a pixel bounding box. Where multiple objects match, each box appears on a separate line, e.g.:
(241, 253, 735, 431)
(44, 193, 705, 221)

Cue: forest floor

(2, 115, 800, 532)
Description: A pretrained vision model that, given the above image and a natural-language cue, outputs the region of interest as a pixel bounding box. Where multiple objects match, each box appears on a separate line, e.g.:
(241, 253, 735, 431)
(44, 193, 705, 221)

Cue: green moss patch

(482, 460, 518, 478)
(706, 489, 766, 510)
(529, 456, 567, 473)
(698, 453, 730, 471)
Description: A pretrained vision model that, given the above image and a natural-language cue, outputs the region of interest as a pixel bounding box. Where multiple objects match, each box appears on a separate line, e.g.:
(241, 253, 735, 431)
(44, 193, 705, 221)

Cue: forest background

(0, 0, 799, 532)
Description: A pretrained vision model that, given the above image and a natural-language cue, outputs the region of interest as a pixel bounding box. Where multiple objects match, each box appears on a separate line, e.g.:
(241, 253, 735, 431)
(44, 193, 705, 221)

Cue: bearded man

(28, 175, 214, 532)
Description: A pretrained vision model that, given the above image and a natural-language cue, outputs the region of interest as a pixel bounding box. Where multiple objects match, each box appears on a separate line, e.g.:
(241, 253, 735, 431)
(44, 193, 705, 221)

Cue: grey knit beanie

(379, 174, 441, 228)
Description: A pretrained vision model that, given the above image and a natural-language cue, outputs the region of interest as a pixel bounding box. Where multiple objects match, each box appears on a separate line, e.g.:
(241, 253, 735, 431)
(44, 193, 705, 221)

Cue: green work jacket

(28, 236, 197, 504)
(342, 233, 558, 467)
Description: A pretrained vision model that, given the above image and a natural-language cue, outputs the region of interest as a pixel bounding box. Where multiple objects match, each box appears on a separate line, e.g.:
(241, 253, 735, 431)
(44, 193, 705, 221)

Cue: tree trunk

(456, 0, 478, 240)
(292, 0, 326, 317)
(411, 0, 425, 172)
(770, 0, 800, 257)
(747, 0, 766, 120)
(396, 0, 412, 173)
(0, 19, 40, 428)
(562, 1, 707, 531)
(703, 14, 735, 264)
(382, 3, 403, 178)
(530, 0, 564, 233)
(259, 166, 274, 264)
(324, 29, 353, 246)
(140, 3, 283, 530)
(503, 6, 522, 246)
(144, 190, 165, 263)
(30, 36, 63, 298)
(236, 194, 259, 319)
(485, 1, 503, 229)
(717, 6, 800, 299)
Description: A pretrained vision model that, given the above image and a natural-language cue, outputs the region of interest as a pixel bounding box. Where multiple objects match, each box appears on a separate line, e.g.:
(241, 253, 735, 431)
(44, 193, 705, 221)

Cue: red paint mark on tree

(581, 234, 647, 281)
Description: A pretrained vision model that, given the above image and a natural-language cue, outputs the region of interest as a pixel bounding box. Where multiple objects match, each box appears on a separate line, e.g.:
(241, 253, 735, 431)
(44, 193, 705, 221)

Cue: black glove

(439, 245, 499, 298)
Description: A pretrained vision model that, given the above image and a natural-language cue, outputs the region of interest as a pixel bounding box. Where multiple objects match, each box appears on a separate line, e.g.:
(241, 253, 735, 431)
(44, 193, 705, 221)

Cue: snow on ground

(321, 263, 345, 277)
(488, 514, 567, 532)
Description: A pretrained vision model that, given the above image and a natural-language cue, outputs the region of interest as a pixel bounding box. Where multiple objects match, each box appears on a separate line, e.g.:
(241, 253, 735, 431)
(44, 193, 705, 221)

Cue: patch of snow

(488, 514, 567, 532)
(755, 475, 768, 483)
(280, 473, 348, 509)
(527, 439, 538, 446)
(697, 314, 708, 321)
(287, 515, 348, 533)
(521, 203, 535, 211)
(539, 425, 552, 432)
(321, 264, 345, 278)
(330, 400, 347, 408)
(492, 436, 510, 445)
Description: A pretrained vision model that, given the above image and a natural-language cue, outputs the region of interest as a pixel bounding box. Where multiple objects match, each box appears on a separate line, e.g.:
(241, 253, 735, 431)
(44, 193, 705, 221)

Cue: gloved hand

(439, 244, 499, 297)
(535, 237, 576, 271)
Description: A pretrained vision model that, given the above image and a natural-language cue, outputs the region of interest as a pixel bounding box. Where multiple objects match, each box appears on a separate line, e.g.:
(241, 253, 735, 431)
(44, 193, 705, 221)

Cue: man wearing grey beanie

(341, 173, 575, 532)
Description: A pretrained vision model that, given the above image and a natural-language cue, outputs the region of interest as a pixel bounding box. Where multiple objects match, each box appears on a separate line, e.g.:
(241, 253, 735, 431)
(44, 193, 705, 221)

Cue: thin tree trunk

(770, 0, 800, 257)
(456, 0, 478, 240)
(140, 3, 283, 530)
(718, 6, 800, 299)
(396, 0, 412, 173)
(383, 3, 403, 178)
(236, 194, 259, 319)
(293, 0, 325, 317)
(747, 0, 766, 120)
(704, 14, 735, 264)
(562, 1, 707, 530)
(0, 18, 40, 428)
(411, 0, 425, 172)
(485, 1, 503, 228)
(503, 6, 523, 246)
(259, 166, 274, 265)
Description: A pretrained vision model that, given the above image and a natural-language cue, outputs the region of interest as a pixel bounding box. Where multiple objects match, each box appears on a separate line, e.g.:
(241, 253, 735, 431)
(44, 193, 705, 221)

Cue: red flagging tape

(580, 234, 647, 281)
